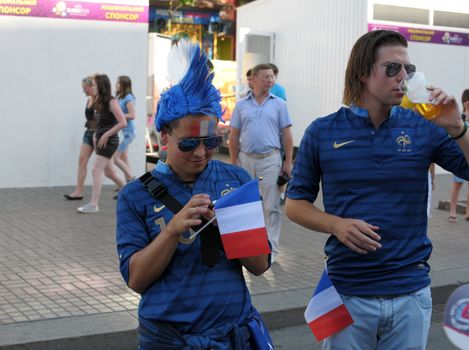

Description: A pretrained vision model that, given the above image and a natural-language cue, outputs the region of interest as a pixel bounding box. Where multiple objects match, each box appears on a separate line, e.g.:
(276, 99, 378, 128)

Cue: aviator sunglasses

(380, 62, 416, 77)
(177, 135, 223, 152)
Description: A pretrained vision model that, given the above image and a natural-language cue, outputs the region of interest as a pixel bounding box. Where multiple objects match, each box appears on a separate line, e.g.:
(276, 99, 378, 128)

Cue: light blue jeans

(322, 286, 432, 350)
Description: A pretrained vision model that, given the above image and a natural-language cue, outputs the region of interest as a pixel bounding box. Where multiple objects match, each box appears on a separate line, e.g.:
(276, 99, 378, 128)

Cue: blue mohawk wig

(155, 39, 223, 131)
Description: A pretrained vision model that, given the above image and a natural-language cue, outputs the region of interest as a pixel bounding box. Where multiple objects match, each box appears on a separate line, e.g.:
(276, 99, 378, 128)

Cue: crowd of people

(65, 74, 137, 213)
(64, 30, 469, 349)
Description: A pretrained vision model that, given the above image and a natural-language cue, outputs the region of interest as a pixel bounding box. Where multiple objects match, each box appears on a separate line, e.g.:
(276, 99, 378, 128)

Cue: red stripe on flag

(221, 227, 271, 259)
(189, 121, 200, 137)
(308, 304, 354, 341)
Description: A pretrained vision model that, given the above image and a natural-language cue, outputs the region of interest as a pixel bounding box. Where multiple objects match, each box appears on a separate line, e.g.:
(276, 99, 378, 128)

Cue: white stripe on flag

(200, 120, 209, 135)
(304, 285, 343, 323)
(216, 201, 264, 234)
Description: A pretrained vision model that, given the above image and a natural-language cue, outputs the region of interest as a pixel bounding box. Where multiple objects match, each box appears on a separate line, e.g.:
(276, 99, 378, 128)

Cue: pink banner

(0, 0, 148, 23)
(369, 23, 469, 47)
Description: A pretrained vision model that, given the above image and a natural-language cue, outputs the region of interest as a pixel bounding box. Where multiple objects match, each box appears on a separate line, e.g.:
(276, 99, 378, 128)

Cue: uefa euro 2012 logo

(449, 298, 469, 332)
(444, 285, 469, 349)
(52, 1, 67, 17)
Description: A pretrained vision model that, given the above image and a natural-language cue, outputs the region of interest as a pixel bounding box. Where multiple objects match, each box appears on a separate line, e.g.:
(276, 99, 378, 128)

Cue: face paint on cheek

(188, 118, 218, 137)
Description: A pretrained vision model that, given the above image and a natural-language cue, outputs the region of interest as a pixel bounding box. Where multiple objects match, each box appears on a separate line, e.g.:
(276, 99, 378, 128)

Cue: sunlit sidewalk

(0, 169, 467, 348)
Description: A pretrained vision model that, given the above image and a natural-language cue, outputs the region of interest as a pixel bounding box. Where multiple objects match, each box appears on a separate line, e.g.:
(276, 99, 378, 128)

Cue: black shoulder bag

(139, 172, 222, 266)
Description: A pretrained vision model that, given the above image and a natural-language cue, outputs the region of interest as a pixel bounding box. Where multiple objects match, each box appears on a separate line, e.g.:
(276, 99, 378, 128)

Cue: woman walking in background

(66, 76, 124, 201)
(78, 74, 126, 213)
(114, 75, 135, 182)
(65, 76, 97, 200)
(448, 89, 469, 222)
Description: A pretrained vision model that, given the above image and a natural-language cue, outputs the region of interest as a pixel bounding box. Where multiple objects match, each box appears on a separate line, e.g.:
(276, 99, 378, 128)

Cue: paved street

(270, 322, 458, 350)
(0, 159, 468, 348)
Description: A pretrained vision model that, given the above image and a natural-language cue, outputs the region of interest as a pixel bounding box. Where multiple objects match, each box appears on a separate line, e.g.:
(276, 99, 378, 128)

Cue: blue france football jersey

(116, 160, 254, 333)
(288, 106, 469, 295)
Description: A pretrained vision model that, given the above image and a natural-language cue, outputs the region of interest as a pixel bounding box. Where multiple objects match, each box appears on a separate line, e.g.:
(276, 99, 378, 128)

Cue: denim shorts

(82, 129, 94, 148)
(322, 286, 432, 350)
(453, 175, 466, 183)
(117, 129, 136, 153)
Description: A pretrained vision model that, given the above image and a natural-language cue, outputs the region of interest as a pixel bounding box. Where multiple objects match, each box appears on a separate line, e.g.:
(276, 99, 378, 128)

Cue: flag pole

(193, 215, 217, 237)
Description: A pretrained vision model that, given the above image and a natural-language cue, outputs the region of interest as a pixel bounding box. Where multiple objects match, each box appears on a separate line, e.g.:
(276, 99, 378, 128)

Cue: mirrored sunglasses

(177, 135, 223, 152)
(381, 62, 416, 77)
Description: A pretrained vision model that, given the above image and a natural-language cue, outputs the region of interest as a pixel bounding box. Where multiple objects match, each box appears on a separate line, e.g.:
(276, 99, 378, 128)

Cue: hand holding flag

(213, 179, 271, 260)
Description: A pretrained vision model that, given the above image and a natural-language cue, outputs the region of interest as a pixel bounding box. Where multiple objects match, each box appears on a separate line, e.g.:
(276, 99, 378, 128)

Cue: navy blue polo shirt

(287, 106, 469, 296)
(116, 160, 254, 334)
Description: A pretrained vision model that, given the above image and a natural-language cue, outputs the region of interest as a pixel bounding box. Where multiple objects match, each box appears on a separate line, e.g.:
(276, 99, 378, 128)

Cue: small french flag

(214, 179, 271, 259)
(304, 269, 354, 341)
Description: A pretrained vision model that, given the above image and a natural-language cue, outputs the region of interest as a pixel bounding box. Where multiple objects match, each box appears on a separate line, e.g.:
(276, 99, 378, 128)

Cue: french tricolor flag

(304, 269, 354, 341)
(214, 179, 271, 260)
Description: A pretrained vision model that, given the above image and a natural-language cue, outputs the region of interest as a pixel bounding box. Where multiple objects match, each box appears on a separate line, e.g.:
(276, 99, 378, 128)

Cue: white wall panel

(407, 42, 469, 174)
(407, 43, 469, 107)
(237, 0, 367, 146)
(0, 17, 148, 188)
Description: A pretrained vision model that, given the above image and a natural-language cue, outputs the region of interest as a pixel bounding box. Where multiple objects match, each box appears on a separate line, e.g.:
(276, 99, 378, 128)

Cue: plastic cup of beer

(399, 72, 441, 120)
(400, 95, 415, 110)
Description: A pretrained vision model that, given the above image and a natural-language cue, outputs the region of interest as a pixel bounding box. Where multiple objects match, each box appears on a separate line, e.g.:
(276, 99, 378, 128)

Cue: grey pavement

(0, 157, 468, 349)
(270, 322, 458, 350)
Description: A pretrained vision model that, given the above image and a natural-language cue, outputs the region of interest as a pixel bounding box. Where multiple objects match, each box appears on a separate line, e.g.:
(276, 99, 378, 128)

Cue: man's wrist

(449, 122, 468, 140)
(163, 223, 179, 238)
(327, 216, 339, 236)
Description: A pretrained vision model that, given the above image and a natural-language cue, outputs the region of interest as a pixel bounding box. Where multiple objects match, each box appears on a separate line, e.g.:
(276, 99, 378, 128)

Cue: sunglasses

(177, 135, 222, 152)
(380, 62, 416, 77)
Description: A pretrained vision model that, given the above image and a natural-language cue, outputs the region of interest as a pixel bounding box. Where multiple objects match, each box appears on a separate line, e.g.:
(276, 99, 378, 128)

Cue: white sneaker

(77, 204, 99, 213)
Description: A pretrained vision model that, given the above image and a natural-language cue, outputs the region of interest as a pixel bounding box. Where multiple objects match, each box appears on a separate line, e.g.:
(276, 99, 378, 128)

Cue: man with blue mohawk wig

(116, 39, 274, 349)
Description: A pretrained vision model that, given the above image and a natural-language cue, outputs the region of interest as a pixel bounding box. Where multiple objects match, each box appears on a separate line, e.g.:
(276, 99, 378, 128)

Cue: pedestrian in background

(240, 68, 253, 98)
(268, 63, 286, 101)
(286, 30, 469, 349)
(448, 89, 469, 222)
(114, 75, 136, 183)
(78, 74, 126, 213)
(268, 63, 288, 204)
(66, 76, 122, 201)
(229, 63, 293, 263)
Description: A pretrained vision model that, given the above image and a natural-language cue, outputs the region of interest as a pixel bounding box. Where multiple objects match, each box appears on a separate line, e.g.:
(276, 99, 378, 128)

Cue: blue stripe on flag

(313, 269, 333, 296)
(214, 179, 260, 209)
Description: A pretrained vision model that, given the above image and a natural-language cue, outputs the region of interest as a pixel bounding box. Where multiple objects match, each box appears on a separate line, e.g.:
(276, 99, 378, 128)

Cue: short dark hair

(251, 64, 273, 76)
(246, 69, 252, 78)
(462, 89, 469, 104)
(343, 30, 408, 106)
(268, 63, 279, 75)
(161, 119, 180, 135)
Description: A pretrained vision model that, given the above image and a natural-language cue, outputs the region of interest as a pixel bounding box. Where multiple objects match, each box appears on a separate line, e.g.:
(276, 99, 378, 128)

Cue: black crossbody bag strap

(139, 172, 221, 266)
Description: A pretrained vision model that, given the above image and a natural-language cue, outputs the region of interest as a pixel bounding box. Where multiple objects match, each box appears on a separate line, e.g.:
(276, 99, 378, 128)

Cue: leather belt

(242, 149, 278, 159)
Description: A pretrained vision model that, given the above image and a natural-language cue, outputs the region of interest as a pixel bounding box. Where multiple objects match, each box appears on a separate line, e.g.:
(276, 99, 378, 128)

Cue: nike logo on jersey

(154, 205, 165, 213)
(333, 140, 355, 149)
